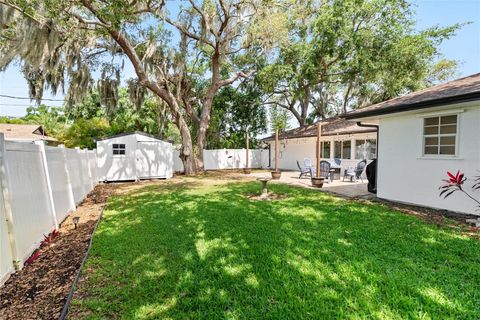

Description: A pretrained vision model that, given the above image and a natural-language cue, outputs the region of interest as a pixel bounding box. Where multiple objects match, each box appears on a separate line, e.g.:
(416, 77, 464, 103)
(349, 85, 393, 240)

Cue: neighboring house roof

(261, 118, 376, 142)
(0, 124, 57, 142)
(344, 73, 480, 119)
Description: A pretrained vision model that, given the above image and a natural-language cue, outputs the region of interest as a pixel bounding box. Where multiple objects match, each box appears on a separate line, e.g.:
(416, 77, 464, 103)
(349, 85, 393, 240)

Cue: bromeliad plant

(25, 250, 41, 265)
(42, 229, 60, 248)
(439, 171, 480, 211)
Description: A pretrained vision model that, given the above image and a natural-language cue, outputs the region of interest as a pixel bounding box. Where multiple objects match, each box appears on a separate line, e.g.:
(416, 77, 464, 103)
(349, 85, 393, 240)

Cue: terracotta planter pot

(271, 171, 282, 180)
(243, 168, 252, 174)
(311, 177, 325, 188)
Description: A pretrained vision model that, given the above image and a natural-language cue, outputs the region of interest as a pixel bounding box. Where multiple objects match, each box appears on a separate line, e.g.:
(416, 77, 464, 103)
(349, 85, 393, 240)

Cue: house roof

(261, 118, 376, 142)
(344, 73, 480, 120)
(0, 124, 57, 142)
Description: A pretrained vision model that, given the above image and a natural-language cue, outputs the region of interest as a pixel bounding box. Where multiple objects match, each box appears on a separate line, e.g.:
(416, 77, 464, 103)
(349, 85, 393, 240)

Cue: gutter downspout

(356, 122, 379, 194)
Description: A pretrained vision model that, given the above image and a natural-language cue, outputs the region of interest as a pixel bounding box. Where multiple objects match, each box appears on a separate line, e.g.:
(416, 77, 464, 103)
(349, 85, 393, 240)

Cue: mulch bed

(0, 184, 114, 320)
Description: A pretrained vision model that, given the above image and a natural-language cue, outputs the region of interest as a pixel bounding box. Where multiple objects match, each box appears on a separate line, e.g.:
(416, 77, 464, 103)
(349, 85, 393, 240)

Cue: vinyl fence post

(35, 141, 59, 230)
(0, 134, 20, 269)
(92, 149, 98, 185)
(59, 144, 76, 212)
(84, 148, 93, 190)
(75, 147, 86, 199)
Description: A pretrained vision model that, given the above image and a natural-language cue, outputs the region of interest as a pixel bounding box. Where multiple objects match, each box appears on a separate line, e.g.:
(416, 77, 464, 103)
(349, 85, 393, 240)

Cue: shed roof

(0, 124, 57, 142)
(344, 73, 480, 119)
(261, 118, 376, 142)
(96, 131, 170, 143)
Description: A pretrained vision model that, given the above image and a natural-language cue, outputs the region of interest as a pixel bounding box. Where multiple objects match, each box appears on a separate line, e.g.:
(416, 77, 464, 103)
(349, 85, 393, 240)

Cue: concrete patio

(249, 170, 372, 198)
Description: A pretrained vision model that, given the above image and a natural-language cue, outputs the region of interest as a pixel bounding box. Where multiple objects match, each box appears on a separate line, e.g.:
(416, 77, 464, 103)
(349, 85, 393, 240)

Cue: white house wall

(377, 104, 480, 215)
(267, 133, 377, 175)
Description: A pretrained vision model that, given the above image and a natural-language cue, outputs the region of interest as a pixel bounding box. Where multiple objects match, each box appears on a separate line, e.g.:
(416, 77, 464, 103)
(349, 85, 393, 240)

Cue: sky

(0, 0, 479, 117)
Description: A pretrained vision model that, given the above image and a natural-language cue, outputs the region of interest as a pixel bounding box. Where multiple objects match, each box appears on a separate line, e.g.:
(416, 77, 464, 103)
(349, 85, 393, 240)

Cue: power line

(0, 103, 63, 106)
(0, 94, 65, 102)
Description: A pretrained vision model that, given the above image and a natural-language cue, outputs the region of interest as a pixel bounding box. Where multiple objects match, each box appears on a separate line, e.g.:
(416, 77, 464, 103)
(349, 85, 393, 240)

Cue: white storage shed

(96, 132, 174, 181)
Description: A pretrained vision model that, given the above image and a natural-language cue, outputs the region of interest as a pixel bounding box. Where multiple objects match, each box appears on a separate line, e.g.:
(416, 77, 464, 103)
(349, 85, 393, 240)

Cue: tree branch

(163, 16, 215, 49)
(218, 70, 254, 87)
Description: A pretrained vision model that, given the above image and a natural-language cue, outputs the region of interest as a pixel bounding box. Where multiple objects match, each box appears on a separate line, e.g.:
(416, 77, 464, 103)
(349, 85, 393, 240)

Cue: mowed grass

(70, 179, 480, 319)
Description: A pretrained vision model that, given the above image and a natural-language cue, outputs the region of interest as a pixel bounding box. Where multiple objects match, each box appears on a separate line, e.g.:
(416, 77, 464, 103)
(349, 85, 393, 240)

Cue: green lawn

(70, 179, 480, 319)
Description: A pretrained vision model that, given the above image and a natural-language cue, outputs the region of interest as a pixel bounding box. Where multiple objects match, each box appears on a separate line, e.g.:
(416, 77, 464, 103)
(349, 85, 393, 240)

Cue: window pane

(321, 141, 330, 158)
(334, 141, 342, 158)
(113, 150, 119, 155)
(119, 149, 126, 155)
(119, 144, 126, 149)
(342, 141, 351, 159)
(424, 126, 439, 135)
(440, 125, 456, 134)
(424, 117, 439, 126)
(423, 114, 457, 156)
(355, 140, 365, 159)
(439, 146, 455, 155)
(440, 136, 455, 145)
(424, 137, 439, 146)
(113, 144, 119, 148)
(441, 115, 457, 125)
(365, 139, 377, 160)
(424, 146, 438, 155)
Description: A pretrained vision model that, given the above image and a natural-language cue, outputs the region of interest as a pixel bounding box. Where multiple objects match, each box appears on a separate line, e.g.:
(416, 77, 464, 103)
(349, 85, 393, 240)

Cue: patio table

(329, 162, 341, 180)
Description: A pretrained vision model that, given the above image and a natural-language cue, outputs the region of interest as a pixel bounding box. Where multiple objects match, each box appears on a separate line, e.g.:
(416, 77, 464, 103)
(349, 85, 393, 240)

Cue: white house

(345, 73, 480, 215)
(261, 118, 378, 178)
(96, 132, 173, 181)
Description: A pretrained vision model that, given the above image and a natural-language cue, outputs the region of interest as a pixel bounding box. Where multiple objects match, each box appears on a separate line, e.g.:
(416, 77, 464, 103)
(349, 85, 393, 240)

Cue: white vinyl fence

(1, 142, 267, 285)
(173, 149, 270, 172)
(0, 134, 98, 285)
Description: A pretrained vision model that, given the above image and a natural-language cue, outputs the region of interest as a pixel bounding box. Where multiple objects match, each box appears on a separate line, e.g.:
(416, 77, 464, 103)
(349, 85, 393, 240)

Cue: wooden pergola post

(316, 123, 321, 178)
(274, 128, 279, 172)
(245, 131, 249, 169)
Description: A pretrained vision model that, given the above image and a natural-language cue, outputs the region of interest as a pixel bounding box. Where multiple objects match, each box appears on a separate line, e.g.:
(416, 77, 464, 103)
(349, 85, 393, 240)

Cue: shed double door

(136, 141, 169, 179)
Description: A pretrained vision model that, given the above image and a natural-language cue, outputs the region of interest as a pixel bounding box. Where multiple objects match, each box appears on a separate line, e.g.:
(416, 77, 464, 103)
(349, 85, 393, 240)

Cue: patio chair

(333, 158, 342, 167)
(319, 160, 332, 182)
(304, 158, 313, 169)
(343, 159, 367, 182)
(297, 160, 311, 178)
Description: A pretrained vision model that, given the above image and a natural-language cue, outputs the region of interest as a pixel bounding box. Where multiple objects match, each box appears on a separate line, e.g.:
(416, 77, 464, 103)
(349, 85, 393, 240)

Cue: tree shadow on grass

(71, 182, 480, 319)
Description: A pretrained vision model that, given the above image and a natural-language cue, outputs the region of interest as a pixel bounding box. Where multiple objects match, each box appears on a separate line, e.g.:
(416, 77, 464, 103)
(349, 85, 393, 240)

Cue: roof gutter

(344, 91, 480, 120)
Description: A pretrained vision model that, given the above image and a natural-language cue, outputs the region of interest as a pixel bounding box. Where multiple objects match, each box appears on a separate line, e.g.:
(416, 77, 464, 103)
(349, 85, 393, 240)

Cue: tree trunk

(195, 80, 217, 170)
(196, 124, 207, 170)
(103, 27, 198, 174)
(177, 117, 196, 175)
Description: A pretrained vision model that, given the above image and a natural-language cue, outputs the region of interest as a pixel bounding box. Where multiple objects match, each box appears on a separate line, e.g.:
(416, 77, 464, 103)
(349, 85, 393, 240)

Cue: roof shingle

(0, 124, 57, 142)
(345, 73, 480, 119)
(261, 118, 376, 141)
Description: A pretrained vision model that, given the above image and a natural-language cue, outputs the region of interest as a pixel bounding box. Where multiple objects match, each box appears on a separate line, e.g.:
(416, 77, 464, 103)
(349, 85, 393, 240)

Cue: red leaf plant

(439, 171, 480, 211)
(42, 229, 60, 247)
(25, 249, 41, 265)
